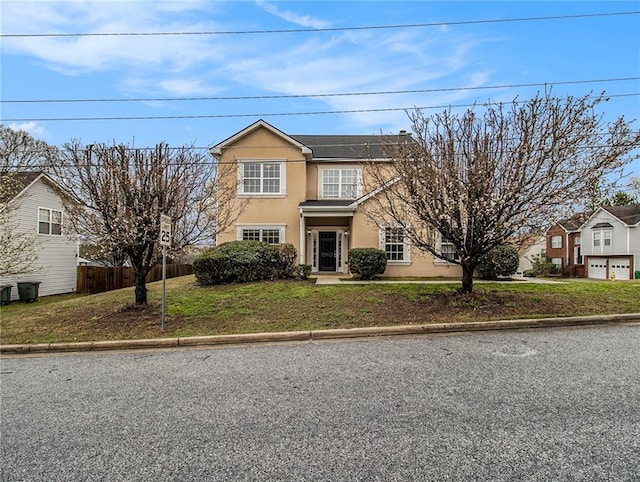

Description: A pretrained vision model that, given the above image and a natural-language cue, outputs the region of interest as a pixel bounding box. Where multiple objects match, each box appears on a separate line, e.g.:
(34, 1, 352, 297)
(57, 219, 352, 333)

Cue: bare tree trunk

(460, 263, 475, 294)
(133, 269, 148, 306)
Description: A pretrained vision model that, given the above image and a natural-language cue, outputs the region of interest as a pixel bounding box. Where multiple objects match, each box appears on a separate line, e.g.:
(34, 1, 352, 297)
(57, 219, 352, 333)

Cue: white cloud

(7, 122, 49, 139)
(2, 1, 491, 132)
(256, 1, 330, 29)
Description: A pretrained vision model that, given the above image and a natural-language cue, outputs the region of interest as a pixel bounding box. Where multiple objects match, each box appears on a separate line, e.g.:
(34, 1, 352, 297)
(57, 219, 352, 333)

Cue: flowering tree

(56, 142, 244, 305)
(365, 92, 639, 293)
(0, 126, 59, 277)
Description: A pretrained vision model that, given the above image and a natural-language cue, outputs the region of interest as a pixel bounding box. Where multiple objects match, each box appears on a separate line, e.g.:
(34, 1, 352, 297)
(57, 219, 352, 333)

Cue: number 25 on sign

(160, 214, 172, 247)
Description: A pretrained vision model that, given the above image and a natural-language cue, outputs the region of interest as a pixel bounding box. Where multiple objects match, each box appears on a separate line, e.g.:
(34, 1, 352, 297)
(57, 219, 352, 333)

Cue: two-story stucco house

(0, 172, 78, 300)
(211, 120, 462, 278)
(581, 203, 640, 280)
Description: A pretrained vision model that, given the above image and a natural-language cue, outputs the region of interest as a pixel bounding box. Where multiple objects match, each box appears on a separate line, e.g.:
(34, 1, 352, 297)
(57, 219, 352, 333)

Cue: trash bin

(17, 281, 41, 303)
(0, 285, 12, 306)
(635, 270, 640, 280)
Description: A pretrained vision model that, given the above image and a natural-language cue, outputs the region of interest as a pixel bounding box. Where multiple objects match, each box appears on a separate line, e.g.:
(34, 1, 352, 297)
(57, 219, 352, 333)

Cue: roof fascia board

(210, 119, 312, 156)
(350, 176, 401, 207)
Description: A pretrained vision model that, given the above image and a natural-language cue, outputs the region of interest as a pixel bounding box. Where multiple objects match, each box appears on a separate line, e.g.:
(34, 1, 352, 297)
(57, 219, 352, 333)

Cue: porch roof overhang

(299, 200, 356, 218)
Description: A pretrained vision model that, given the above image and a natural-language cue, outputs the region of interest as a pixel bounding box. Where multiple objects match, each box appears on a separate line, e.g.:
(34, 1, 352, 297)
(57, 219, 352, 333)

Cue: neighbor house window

(551, 258, 563, 270)
(551, 235, 562, 249)
(603, 230, 612, 247)
(593, 231, 601, 247)
(241, 161, 283, 195)
(239, 226, 282, 244)
(321, 168, 360, 199)
(384, 226, 408, 262)
(38, 208, 62, 235)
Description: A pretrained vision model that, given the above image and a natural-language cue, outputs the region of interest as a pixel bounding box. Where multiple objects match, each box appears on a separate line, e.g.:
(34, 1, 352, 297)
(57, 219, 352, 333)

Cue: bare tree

(364, 92, 639, 293)
(55, 142, 244, 306)
(0, 126, 59, 277)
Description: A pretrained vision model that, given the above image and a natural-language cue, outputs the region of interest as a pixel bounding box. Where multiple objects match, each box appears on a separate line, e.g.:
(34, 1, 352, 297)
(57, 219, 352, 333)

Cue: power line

(2, 11, 637, 38)
(4, 93, 638, 123)
(3, 77, 638, 104)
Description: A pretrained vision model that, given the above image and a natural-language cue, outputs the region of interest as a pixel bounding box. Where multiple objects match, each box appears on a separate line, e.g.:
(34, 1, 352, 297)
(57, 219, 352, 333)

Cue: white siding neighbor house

(581, 203, 640, 280)
(0, 172, 78, 300)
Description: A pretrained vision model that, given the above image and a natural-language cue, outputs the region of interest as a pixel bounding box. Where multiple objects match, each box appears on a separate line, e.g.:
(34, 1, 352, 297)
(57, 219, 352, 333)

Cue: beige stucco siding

(216, 127, 307, 246)
(349, 210, 461, 278)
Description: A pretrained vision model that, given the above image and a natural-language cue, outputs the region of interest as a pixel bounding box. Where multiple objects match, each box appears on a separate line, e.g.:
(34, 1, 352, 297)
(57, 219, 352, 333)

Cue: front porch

(298, 201, 355, 274)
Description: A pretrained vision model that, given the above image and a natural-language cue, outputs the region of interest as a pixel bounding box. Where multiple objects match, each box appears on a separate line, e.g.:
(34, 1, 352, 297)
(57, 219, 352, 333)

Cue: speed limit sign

(159, 214, 172, 247)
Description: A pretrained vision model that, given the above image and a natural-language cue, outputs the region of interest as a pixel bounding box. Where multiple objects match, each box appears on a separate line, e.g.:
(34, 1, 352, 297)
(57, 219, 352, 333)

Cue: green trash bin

(635, 270, 640, 280)
(0, 285, 12, 306)
(17, 281, 41, 303)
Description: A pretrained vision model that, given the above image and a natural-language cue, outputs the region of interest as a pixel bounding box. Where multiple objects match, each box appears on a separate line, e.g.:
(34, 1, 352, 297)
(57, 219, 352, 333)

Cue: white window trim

(236, 224, 286, 244)
(237, 160, 287, 197)
(318, 166, 363, 200)
(379, 224, 411, 265)
(38, 206, 63, 236)
(434, 232, 459, 265)
(551, 235, 562, 249)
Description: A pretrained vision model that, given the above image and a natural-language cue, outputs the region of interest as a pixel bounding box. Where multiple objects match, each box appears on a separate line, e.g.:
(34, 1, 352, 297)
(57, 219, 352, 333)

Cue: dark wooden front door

(319, 232, 337, 271)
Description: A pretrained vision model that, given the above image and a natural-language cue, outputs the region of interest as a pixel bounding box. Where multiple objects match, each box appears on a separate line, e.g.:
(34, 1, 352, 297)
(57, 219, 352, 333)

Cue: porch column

(299, 209, 305, 265)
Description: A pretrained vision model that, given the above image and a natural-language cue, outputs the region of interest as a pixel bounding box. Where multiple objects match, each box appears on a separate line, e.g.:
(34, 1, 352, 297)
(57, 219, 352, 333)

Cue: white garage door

(609, 258, 631, 280)
(588, 258, 607, 279)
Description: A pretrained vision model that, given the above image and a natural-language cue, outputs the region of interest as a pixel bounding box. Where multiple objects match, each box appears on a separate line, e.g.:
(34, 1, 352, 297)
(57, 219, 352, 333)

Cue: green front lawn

(1, 275, 638, 345)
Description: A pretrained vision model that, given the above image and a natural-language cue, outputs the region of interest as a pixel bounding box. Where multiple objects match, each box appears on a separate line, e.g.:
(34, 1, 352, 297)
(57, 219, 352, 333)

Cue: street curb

(2, 313, 639, 355)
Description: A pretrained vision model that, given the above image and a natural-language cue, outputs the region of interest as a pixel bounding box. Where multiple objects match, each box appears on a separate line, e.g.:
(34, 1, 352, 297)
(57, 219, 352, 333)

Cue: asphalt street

(1, 325, 639, 481)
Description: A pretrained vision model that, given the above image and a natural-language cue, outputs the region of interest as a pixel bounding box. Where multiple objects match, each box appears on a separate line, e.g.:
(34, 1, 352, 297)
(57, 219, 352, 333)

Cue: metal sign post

(159, 214, 172, 330)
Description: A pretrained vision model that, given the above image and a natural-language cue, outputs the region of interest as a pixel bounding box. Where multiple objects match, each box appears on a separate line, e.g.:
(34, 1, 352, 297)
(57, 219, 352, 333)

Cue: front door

(319, 232, 337, 271)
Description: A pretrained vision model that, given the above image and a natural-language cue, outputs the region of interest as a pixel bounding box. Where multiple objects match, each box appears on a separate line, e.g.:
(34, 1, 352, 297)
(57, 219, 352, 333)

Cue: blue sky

(1, 1, 639, 175)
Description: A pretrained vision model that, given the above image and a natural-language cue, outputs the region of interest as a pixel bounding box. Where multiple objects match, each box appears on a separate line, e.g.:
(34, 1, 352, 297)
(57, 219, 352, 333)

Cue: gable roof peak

(600, 203, 640, 226)
(210, 119, 312, 156)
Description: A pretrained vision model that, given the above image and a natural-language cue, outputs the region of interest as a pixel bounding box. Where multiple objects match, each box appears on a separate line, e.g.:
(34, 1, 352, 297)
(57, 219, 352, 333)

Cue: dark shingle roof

(0, 171, 43, 203)
(558, 212, 590, 231)
(299, 200, 354, 208)
(291, 134, 410, 160)
(602, 203, 640, 225)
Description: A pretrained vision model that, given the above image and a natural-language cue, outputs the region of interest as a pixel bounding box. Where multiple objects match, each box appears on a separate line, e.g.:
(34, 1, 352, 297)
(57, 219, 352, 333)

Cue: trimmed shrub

(297, 264, 312, 280)
(477, 244, 520, 280)
(348, 247, 387, 280)
(193, 241, 298, 285)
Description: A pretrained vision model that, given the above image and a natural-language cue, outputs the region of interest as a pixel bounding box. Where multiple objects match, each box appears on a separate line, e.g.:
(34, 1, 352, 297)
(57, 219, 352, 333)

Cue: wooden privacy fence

(77, 264, 193, 294)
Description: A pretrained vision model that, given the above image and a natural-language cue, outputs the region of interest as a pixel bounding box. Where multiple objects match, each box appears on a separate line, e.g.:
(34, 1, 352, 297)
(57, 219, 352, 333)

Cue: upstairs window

(38, 208, 62, 235)
(321, 168, 360, 199)
(593, 231, 601, 247)
(241, 161, 283, 195)
(603, 229, 612, 247)
(551, 235, 562, 249)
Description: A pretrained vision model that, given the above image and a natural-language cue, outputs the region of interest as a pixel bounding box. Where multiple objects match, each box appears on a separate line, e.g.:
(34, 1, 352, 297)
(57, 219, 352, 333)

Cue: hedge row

(193, 241, 297, 285)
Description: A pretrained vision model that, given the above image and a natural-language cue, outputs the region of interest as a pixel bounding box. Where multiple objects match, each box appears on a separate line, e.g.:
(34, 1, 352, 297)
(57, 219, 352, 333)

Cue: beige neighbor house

(211, 119, 462, 278)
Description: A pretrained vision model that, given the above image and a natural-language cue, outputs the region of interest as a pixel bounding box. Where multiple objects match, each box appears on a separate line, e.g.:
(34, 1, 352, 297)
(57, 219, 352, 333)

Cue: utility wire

(2, 11, 637, 38)
(4, 93, 638, 123)
(3, 77, 638, 104)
